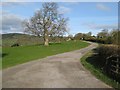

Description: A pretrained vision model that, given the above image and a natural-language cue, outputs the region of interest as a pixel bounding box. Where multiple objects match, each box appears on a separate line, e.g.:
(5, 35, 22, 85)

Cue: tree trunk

(44, 29, 49, 46)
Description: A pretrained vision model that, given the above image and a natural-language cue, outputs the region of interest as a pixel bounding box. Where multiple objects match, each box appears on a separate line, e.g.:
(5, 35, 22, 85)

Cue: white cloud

(1, 10, 24, 33)
(96, 4, 111, 11)
(58, 6, 71, 14)
(83, 22, 117, 30)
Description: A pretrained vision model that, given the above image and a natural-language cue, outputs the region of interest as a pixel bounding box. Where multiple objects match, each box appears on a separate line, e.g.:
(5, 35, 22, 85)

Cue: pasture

(2, 41, 89, 69)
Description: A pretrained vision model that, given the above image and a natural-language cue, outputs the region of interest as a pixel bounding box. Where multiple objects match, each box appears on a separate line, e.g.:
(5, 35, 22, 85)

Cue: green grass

(0, 47, 2, 69)
(81, 50, 120, 90)
(2, 40, 89, 69)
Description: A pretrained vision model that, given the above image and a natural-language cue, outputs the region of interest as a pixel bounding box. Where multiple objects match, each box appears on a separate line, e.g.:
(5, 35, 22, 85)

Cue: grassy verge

(0, 47, 2, 69)
(81, 50, 120, 89)
(2, 40, 89, 69)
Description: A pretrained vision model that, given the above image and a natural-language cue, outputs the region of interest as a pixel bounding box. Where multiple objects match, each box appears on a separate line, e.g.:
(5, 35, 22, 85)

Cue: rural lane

(3, 42, 111, 88)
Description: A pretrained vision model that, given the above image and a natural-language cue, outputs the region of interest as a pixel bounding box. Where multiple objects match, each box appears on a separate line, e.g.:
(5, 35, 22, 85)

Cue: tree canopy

(23, 2, 68, 46)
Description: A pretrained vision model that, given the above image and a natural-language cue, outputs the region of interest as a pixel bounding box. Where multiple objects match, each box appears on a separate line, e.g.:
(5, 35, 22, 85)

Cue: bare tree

(23, 2, 68, 46)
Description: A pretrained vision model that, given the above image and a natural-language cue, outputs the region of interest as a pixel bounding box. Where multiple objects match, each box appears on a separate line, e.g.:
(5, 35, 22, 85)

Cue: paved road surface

(3, 42, 111, 88)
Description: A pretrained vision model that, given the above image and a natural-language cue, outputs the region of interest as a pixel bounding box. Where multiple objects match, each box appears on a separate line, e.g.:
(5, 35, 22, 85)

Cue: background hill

(2, 33, 44, 47)
(2, 33, 69, 47)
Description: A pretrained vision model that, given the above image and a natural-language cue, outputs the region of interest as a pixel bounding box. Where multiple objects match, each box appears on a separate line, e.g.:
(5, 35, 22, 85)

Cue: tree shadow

(35, 43, 44, 46)
(2, 53, 8, 58)
(34, 42, 61, 46)
(85, 48, 106, 71)
(49, 42, 61, 45)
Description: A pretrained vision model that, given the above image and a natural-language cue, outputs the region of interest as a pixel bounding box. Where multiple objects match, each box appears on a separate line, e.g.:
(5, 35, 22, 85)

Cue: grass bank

(3, 40, 89, 69)
(0, 47, 1, 69)
(81, 50, 120, 89)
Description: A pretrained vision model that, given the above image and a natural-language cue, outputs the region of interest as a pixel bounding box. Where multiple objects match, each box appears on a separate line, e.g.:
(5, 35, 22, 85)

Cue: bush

(98, 45, 120, 83)
(98, 45, 119, 58)
(97, 45, 120, 75)
(96, 45, 120, 69)
(11, 43, 20, 47)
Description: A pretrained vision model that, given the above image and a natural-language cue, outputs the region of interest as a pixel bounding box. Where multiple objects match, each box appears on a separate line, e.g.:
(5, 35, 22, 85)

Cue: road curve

(3, 42, 111, 88)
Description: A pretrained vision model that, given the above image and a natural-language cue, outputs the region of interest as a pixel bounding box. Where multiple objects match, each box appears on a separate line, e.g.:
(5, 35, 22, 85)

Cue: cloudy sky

(0, 1, 118, 35)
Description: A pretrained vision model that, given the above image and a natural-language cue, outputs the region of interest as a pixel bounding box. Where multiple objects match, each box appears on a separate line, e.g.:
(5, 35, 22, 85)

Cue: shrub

(11, 43, 20, 47)
(96, 45, 120, 68)
(98, 45, 119, 58)
(97, 45, 120, 83)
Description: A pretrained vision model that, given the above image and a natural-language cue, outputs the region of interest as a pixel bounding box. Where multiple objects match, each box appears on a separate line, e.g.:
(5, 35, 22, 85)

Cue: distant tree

(97, 29, 108, 38)
(111, 29, 120, 45)
(87, 32, 92, 36)
(74, 33, 83, 40)
(68, 34, 74, 40)
(23, 2, 68, 46)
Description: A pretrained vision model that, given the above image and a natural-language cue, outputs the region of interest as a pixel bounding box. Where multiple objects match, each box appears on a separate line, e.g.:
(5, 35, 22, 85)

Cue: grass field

(2, 40, 89, 69)
(81, 51, 120, 89)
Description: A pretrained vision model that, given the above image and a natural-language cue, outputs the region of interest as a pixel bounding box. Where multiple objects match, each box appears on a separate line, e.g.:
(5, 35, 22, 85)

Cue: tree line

(73, 29, 120, 45)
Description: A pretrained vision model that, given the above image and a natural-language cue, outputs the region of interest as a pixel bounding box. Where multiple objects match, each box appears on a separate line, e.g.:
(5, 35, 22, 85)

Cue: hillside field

(2, 33, 43, 47)
(2, 40, 89, 69)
